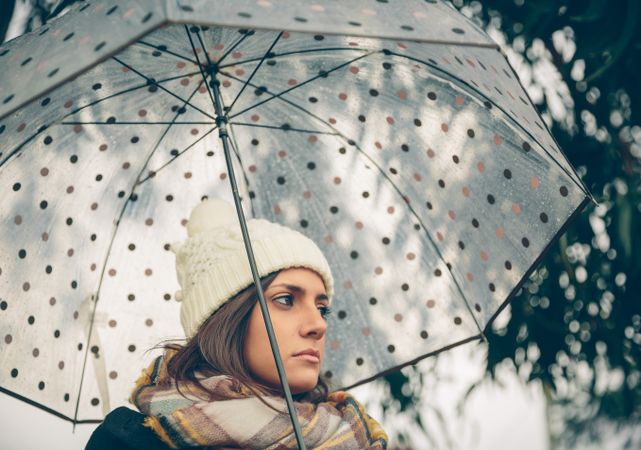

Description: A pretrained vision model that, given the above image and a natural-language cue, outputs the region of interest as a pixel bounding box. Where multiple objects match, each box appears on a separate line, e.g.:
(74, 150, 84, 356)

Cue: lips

(293, 348, 320, 363)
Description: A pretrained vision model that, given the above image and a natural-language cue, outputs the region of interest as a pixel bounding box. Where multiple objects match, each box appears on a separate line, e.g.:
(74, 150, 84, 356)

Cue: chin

(290, 377, 319, 395)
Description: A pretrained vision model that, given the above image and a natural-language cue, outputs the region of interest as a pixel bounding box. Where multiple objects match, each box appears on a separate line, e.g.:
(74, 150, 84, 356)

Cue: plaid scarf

(130, 352, 388, 449)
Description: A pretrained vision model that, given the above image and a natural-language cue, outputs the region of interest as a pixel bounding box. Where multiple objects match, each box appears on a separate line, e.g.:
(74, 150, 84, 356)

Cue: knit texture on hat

(172, 199, 334, 337)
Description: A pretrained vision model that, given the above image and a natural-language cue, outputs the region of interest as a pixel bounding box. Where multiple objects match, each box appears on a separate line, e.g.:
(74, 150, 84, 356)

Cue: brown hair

(164, 271, 330, 406)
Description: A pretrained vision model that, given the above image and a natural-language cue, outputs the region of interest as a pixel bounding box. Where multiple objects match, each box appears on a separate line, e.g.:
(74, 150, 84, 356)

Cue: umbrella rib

(220, 65, 488, 340)
(136, 125, 218, 185)
(217, 29, 256, 65)
(225, 31, 283, 113)
(112, 56, 217, 121)
(138, 40, 200, 66)
(218, 46, 368, 70)
(229, 121, 339, 135)
(71, 78, 210, 423)
(386, 49, 592, 200)
(61, 121, 216, 125)
(227, 51, 375, 120)
(0, 69, 205, 168)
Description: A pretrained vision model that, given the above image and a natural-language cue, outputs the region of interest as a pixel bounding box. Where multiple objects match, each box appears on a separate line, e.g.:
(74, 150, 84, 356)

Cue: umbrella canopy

(0, 0, 590, 423)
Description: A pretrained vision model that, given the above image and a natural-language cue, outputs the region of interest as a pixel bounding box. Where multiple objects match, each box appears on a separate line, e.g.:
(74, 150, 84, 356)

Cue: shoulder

(85, 407, 169, 450)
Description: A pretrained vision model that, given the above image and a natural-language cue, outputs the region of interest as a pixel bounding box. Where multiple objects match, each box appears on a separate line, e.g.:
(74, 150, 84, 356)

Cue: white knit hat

(171, 198, 334, 337)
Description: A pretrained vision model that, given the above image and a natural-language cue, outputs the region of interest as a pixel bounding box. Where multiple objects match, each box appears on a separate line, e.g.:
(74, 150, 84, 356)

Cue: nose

(299, 303, 327, 339)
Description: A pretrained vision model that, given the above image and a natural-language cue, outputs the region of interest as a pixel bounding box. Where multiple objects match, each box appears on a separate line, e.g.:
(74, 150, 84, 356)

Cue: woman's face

(244, 268, 330, 395)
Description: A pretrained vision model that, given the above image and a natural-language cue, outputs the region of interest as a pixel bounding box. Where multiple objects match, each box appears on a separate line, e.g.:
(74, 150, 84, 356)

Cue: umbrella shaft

(211, 78, 308, 450)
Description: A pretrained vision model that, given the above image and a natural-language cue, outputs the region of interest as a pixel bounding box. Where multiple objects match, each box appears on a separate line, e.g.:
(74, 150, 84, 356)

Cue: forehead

(271, 268, 326, 292)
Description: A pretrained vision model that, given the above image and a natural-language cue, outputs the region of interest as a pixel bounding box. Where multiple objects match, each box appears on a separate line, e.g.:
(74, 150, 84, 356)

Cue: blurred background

(1, 1, 639, 449)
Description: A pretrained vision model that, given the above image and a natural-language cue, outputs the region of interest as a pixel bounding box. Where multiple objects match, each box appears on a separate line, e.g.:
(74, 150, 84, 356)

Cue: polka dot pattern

(0, 5, 586, 422)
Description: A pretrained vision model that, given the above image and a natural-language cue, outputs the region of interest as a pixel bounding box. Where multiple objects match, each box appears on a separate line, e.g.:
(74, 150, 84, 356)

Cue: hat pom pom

(187, 199, 239, 237)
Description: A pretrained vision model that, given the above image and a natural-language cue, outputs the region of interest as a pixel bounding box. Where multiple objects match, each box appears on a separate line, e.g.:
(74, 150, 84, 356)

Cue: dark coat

(85, 407, 172, 450)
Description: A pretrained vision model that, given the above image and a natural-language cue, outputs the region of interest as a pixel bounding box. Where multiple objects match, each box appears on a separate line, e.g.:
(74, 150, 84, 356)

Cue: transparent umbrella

(0, 0, 591, 441)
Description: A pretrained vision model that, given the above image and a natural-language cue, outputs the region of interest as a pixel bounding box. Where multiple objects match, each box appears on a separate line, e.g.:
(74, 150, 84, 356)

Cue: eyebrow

(268, 283, 329, 301)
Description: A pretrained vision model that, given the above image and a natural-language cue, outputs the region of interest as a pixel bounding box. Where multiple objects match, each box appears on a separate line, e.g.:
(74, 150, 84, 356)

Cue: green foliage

(455, 0, 641, 446)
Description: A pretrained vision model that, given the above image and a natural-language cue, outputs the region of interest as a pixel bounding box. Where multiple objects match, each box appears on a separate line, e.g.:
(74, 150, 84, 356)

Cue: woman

(86, 199, 387, 449)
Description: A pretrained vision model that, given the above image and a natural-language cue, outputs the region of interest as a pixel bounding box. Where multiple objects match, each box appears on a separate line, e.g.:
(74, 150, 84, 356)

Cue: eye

(318, 305, 332, 320)
(272, 294, 294, 307)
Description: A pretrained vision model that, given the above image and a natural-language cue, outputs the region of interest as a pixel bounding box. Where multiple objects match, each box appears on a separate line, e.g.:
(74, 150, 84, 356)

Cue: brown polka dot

(4, 335, 12, 344)
(122, 162, 130, 170)
(349, 66, 359, 74)
(145, 318, 153, 327)
(190, 128, 199, 135)
(480, 251, 489, 262)
(406, 252, 416, 260)
(181, 218, 188, 227)
(22, 282, 30, 291)
(49, 297, 56, 306)
(42, 232, 49, 241)
(14, 215, 22, 225)
(454, 317, 462, 325)
(441, 123, 449, 132)
(436, 231, 444, 241)
(40, 167, 49, 176)
(64, 100, 73, 108)
(413, 173, 422, 182)
(278, 150, 287, 158)
(466, 272, 474, 281)
(329, 117, 337, 124)
(355, 221, 364, 230)
(308, 135, 318, 143)
(495, 227, 505, 238)
(73, 311, 79, 319)
(287, 79, 297, 85)
(248, 165, 257, 172)
(397, 90, 407, 99)
(386, 116, 395, 125)
(338, 93, 347, 100)
(32, 348, 39, 357)
(17, 123, 26, 132)
(303, 191, 311, 199)
(145, 218, 153, 226)
(108, 268, 116, 277)
(138, 109, 147, 117)
(361, 327, 371, 337)
(144, 268, 153, 276)
(273, 204, 281, 214)
(462, 186, 471, 197)
(90, 202, 98, 211)
(250, 115, 259, 123)
(90, 263, 97, 271)
(477, 162, 485, 172)
(108, 319, 117, 327)
(426, 299, 436, 308)
(99, 144, 108, 151)
(67, 249, 74, 257)
(324, 235, 333, 244)
(109, 371, 118, 379)
(219, 172, 227, 180)
(184, 172, 192, 179)
(427, 148, 435, 158)
(374, 267, 383, 275)
(493, 135, 502, 145)
(394, 314, 403, 322)
(333, 177, 341, 185)
(58, 361, 64, 370)
(387, 206, 395, 214)
(66, 186, 74, 194)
